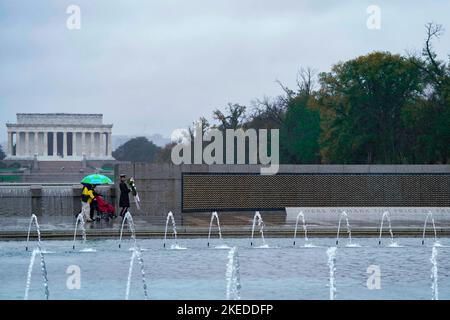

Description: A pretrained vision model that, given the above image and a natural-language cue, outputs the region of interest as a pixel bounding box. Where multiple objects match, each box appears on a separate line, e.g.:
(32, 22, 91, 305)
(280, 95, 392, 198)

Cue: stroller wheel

(104, 217, 110, 222)
(95, 217, 101, 222)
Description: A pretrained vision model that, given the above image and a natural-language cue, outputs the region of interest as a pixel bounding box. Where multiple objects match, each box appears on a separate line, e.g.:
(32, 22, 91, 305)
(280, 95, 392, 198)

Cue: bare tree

(250, 96, 285, 126)
(249, 67, 318, 127)
(408, 23, 447, 88)
(188, 116, 210, 139)
(296, 67, 317, 96)
(275, 79, 295, 103)
(212, 103, 246, 130)
(423, 22, 445, 78)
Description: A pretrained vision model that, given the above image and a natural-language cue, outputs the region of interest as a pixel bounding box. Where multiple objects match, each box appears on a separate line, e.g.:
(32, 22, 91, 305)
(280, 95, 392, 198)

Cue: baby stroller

(95, 195, 116, 222)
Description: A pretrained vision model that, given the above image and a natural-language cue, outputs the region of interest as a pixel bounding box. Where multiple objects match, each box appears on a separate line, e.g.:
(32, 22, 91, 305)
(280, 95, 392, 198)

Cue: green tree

(318, 51, 424, 164)
(279, 68, 321, 164)
(280, 93, 321, 163)
(408, 23, 450, 163)
(112, 137, 161, 163)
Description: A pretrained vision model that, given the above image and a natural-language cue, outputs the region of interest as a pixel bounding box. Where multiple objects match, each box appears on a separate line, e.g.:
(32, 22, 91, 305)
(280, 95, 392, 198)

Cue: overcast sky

(1, 0, 449, 142)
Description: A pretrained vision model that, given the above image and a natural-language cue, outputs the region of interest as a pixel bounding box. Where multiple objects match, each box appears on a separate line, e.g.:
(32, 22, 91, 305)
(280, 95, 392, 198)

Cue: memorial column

(34, 132, 39, 156)
(107, 132, 112, 157)
(63, 131, 67, 158)
(90, 132, 94, 158)
(81, 132, 86, 157)
(73, 132, 77, 157)
(24, 131, 29, 157)
(43, 132, 48, 156)
(7, 131, 12, 157)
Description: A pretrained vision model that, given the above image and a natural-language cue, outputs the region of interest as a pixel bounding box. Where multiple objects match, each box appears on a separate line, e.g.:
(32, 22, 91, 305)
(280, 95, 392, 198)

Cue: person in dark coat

(119, 174, 131, 217)
(90, 185, 100, 221)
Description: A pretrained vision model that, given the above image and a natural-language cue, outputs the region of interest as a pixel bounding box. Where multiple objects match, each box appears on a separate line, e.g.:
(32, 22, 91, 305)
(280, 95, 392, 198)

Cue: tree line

(116, 23, 450, 165)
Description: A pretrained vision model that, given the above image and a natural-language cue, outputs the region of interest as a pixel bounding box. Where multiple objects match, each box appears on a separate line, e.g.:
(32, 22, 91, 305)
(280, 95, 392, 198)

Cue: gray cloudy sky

(1, 0, 450, 142)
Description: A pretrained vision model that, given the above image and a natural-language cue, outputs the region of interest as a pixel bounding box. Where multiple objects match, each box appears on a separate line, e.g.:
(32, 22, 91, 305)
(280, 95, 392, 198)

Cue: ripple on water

(170, 244, 187, 250)
(214, 244, 231, 249)
(345, 243, 362, 248)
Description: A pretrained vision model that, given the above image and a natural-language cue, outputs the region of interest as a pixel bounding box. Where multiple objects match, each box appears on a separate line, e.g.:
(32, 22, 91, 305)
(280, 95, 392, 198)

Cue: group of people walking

(79, 173, 132, 222)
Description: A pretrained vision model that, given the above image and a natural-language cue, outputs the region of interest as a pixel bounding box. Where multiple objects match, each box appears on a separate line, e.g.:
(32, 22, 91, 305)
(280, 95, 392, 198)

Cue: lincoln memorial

(5, 113, 114, 161)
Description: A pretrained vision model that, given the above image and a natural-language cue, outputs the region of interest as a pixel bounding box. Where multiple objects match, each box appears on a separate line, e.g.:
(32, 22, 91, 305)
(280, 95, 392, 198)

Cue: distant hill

(112, 134, 170, 150)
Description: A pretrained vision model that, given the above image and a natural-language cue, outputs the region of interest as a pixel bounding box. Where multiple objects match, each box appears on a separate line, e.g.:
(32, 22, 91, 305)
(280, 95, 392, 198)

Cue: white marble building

(5, 113, 114, 161)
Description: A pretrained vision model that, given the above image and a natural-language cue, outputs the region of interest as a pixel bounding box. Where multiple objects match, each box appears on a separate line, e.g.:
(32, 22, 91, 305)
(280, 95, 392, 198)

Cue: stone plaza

(5, 113, 114, 161)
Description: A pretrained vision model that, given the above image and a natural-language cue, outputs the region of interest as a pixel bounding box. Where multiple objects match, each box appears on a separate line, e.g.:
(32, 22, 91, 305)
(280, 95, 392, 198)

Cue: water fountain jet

(72, 213, 87, 250)
(207, 211, 224, 247)
(24, 247, 49, 300)
(25, 214, 43, 251)
(335, 211, 352, 245)
(250, 211, 266, 247)
(327, 247, 337, 300)
(117, 211, 149, 298)
(24, 214, 49, 300)
(422, 211, 438, 245)
(430, 246, 439, 300)
(119, 211, 137, 248)
(378, 211, 395, 246)
(125, 245, 149, 300)
(293, 211, 308, 246)
(163, 211, 178, 248)
(225, 247, 241, 300)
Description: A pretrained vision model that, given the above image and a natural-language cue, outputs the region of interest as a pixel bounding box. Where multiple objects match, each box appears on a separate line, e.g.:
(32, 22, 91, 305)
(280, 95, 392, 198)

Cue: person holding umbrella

(81, 183, 95, 222)
(80, 174, 113, 222)
(119, 174, 131, 218)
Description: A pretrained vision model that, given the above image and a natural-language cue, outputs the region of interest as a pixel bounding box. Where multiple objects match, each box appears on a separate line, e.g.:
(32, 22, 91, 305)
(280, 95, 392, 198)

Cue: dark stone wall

(115, 164, 450, 215)
(182, 173, 450, 211)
